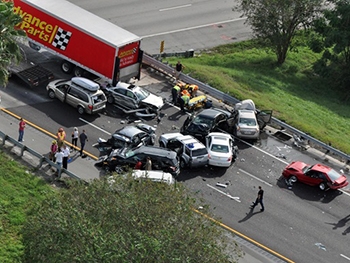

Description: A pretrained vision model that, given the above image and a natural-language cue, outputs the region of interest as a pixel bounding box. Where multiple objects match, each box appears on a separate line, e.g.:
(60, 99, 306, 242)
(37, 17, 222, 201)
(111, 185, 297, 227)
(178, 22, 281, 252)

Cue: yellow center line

(192, 208, 295, 263)
(0, 108, 98, 160)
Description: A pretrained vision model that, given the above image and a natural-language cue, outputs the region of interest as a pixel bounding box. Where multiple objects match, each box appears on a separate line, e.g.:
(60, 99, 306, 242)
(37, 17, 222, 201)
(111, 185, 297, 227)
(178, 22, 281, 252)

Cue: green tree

(310, 0, 350, 100)
(234, 0, 324, 65)
(21, 176, 241, 263)
(0, 1, 25, 86)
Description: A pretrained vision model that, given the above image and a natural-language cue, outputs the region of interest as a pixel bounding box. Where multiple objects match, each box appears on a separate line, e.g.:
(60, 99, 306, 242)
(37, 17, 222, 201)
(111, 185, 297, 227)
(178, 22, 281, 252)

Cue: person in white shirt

(55, 148, 64, 171)
(61, 144, 70, 169)
(71, 127, 79, 151)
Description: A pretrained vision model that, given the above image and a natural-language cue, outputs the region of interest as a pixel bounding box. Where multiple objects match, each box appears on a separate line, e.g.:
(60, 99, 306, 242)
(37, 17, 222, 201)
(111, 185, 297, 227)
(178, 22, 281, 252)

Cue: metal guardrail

(142, 54, 350, 164)
(0, 131, 81, 180)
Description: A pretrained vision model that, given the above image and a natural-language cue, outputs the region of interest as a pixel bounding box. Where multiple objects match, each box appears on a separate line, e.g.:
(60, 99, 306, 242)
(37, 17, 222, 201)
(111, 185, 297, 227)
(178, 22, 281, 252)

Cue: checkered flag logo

(52, 27, 72, 51)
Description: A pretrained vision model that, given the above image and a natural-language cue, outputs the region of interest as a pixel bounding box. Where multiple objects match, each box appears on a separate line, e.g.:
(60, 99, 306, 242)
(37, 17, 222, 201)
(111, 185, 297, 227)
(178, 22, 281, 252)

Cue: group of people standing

(48, 127, 88, 173)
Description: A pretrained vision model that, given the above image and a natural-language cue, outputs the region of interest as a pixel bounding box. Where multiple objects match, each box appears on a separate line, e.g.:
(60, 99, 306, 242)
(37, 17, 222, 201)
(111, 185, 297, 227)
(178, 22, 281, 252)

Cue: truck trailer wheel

(61, 61, 74, 74)
(74, 67, 84, 77)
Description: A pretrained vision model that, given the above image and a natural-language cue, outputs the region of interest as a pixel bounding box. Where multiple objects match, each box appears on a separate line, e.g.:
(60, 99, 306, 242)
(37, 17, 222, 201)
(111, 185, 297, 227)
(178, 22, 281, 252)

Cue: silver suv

(159, 133, 208, 169)
(46, 77, 107, 114)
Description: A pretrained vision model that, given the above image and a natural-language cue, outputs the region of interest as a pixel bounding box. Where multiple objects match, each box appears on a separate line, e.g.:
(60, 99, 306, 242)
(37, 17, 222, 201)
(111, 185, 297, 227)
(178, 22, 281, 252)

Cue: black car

(95, 145, 180, 177)
(93, 124, 156, 155)
(181, 108, 232, 142)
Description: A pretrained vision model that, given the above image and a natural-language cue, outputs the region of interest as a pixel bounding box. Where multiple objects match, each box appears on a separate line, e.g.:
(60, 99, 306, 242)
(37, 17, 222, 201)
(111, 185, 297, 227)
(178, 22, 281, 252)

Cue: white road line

(239, 169, 273, 187)
(142, 17, 246, 38)
(234, 137, 289, 165)
(159, 4, 192, 12)
(341, 254, 350, 261)
(340, 190, 350, 197)
(207, 184, 241, 202)
(79, 118, 111, 135)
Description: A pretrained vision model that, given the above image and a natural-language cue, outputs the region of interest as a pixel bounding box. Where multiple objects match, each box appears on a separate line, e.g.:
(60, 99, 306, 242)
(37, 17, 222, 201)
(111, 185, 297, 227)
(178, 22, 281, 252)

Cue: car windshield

(193, 116, 214, 127)
(192, 148, 208, 156)
(327, 169, 343, 181)
(134, 86, 150, 100)
(239, 117, 257, 126)
(211, 144, 229, 153)
(303, 164, 312, 173)
(124, 148, 136, 158)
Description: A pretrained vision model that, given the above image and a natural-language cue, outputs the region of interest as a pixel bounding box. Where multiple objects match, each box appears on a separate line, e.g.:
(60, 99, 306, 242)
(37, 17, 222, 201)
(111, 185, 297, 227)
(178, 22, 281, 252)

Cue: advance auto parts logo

(14, 5, 72, 51)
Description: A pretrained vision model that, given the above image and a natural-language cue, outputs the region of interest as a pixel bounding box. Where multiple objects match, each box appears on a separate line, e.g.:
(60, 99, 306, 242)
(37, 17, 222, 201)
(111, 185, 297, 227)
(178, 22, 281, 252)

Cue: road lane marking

(207, 184, 241, 202)
(193, 208, 296, 263)
(239, 168, 273, 187)
(234, 137, 289, 165)
(142, 17, 246, 38)
(159, 4, 191, 12)
(78, 118, 111, 136)
(341, 254, 350, 261)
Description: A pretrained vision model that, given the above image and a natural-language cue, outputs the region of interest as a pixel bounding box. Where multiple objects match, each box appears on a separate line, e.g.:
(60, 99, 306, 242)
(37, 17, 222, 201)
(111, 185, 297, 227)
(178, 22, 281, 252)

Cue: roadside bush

(21, 176, 239, 263)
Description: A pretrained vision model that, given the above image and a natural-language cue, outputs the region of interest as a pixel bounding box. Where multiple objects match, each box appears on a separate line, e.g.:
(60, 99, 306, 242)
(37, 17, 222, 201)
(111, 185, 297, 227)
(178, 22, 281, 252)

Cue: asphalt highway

(3, 1, 350, 262)
(2, 47, 350, 262)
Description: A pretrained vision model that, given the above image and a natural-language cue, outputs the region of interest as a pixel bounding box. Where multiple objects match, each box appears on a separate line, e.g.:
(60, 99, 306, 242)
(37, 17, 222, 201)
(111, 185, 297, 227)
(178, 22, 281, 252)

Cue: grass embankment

(0, 152, 55, 263)
(168, 40, 350, 154)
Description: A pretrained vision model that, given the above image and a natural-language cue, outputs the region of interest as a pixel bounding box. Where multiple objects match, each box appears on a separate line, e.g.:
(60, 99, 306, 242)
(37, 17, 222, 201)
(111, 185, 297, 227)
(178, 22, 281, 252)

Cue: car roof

(114, 126, 143, 138)
(197, 108, 230, 118)
(115, 82, 137, 90)
(132, 170, 174, 185)
(134, 146, 177, 158)
(238, 110, 256, 118)
(312, 163, 332, 173)
(71, 77, 99, 92)
(208, 132, 232, 141)
(177, 135, 206, 150)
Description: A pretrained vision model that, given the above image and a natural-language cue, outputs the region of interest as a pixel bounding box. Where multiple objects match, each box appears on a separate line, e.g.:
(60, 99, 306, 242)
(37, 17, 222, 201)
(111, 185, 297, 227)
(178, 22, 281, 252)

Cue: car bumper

(329, 181, 349, 190)
(236, 131, 259, 139)
(208, 160, 231, 167)
(89, 104, 106, 114)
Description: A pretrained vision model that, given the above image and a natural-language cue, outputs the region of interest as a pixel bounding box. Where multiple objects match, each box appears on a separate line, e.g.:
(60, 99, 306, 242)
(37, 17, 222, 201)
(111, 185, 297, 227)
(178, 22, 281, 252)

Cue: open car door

(257, 110, 273, 130)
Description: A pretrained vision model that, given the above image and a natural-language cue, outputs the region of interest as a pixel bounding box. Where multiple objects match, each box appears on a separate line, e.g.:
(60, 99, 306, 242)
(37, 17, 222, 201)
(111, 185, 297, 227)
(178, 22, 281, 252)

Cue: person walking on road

(57, 127, 66, 148)
(250, 186, 264, 212)
(79, 129, 88, 157)
(71, 127, 79, 151)
(145, 156, 152, 171)
(174, 61, 185, 81)
(18, 117, 26, 142)
(61, 144, 70, 170)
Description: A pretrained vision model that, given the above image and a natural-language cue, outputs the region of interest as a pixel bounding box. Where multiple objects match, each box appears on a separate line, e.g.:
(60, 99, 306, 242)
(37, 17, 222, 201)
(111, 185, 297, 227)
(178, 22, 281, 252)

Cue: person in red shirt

(18, 118, 26, 142)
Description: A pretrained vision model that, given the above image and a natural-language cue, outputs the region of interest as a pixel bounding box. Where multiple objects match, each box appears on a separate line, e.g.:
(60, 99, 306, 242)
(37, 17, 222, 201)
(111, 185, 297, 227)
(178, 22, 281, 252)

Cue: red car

(282, 161, 349, 191)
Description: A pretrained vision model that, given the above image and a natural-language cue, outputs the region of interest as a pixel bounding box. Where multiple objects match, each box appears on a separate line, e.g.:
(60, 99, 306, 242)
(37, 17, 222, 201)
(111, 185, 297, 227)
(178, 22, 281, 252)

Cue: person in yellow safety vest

(179, 94, 190, 112)
(186, 84, 198, 97)
(57, 127, 66, 148)
(172, 84, 181, 104)
(180, 88, 191, 98)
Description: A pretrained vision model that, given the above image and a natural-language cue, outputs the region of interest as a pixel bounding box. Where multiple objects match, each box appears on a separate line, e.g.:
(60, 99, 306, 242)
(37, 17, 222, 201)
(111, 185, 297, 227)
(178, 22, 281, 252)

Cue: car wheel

(77, 106, 85, 115)
(74, 66, 84, 77)
(288, 175, 298, 184)
(48, 89, 55, 99)
(180, 158, 187, 169)
(319, 182, 328, 191)
(61, 61, 74, 74)
(114, 165, 124, 174)
(159, 142, 165, 148)
(107, 96, 114, 104)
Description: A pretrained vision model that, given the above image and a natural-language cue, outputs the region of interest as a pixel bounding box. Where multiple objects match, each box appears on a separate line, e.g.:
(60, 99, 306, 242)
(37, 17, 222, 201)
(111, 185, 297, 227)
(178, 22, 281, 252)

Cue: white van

(132, 170, 175, 185)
